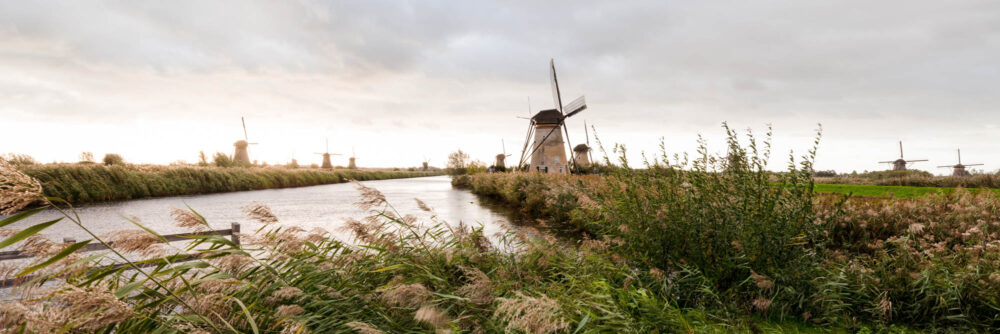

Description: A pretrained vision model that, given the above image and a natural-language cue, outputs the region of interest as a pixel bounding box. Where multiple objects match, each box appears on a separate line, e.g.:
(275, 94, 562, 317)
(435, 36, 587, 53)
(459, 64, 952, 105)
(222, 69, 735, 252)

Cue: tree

(79, 152, 95, 163)
(213, 152, 235, 167)
(102, 153, 124, 166)
(198, 151, 209, 166)
(446, 150, 470, 175)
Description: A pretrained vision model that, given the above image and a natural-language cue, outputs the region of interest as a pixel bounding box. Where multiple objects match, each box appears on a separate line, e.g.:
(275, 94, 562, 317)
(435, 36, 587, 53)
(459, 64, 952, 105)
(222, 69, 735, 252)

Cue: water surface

(2, 175, 522, 246)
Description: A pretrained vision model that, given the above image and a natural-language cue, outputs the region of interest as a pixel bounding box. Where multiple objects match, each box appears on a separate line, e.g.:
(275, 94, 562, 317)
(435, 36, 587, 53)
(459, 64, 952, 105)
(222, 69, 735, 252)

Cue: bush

(102, 153, 125, 166)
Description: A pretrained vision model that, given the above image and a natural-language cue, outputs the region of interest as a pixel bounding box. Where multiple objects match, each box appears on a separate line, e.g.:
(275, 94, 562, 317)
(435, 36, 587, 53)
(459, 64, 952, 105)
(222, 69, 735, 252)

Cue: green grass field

(814, 183, 1000, 198)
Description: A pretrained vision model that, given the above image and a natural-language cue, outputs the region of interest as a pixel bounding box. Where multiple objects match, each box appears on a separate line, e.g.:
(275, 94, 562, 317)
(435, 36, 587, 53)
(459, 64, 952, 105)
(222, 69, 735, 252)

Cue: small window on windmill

(554, 157, 559, 164)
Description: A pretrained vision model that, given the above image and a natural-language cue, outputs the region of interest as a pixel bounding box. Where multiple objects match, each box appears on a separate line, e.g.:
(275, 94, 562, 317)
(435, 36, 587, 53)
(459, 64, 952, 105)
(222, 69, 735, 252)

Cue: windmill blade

(502, 138, 507, 156)
(906, 159, 929, 162)
(550, 59, 563, 113)
(518, 121, 534, 167)
(563, 96, 587, 118)
(966, 163, 985, 166)
(584, 120, 593, 164)
(561, 118, 575, 170)
(248, 142, 259, 145)
(898, 141, 904, 159)
(878, 161, 896, 164)
(242, 117, 249, 141)
(937, 165, 954, 168)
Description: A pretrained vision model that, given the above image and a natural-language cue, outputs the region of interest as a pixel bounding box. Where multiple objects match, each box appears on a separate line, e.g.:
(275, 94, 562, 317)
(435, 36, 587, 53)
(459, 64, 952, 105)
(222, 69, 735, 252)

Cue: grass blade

(0, 218, 62, 249)
(0, 206, 46, 228)
(16, 239, 91, 277)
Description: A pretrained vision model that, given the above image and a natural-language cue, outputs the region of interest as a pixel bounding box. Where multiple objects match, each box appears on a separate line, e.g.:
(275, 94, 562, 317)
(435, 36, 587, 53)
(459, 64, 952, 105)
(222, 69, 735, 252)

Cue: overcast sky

(1, 1, 999, 173)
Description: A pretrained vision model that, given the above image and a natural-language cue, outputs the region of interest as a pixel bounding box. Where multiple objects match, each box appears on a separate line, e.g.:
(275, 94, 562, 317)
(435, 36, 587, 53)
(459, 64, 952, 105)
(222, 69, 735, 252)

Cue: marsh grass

(816, 169, 1000, 188)
(16, 163, 442, 205)
(457, 124, 1000, 331)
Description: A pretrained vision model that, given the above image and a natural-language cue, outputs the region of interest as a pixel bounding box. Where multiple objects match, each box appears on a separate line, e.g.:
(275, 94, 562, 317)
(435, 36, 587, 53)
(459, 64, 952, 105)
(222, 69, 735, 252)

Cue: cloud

(1, 0, 999, 172)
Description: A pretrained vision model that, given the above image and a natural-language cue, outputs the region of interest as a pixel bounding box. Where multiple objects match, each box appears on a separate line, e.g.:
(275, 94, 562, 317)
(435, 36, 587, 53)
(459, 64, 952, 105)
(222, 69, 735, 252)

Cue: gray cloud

(1, 0, 999, 171)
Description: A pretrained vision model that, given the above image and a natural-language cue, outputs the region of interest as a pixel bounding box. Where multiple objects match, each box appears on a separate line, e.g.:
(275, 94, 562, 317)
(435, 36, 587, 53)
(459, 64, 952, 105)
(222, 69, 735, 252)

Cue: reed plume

(379, 283, 431, 308)
(346, 321, 385, 334)
(170, 206, 210, 231)
(0, 161, 43, 215)
(244, 202, 279, 225)
(494, 292, 567, 334)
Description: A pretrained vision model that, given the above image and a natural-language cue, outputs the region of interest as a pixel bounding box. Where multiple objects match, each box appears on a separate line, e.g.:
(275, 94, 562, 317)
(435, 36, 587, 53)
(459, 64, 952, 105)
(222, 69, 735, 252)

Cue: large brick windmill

(517, 59, 588, 173)
(938, 148, 983, 177)
(879, 141, 927, 171)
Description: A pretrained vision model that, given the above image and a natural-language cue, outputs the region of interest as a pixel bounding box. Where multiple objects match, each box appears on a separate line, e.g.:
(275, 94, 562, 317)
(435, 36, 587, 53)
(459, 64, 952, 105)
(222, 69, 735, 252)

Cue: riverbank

(19, 163, 444, 206)
(454, 169, 1000, 331)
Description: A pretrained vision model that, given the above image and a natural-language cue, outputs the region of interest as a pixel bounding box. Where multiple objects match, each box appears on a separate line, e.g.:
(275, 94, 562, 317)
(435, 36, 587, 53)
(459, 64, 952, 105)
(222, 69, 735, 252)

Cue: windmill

(233, 117, 258, 165)
(422, 156, 430, 171)
(572, 120, 593, 170)
(314, 138, 341, 169)
(879, 141, 927, 171)
(517, 59, 588, 174)
(348, 147, 358, 169)
(938, 149, 982, 177)
(495, 139, 512, 171)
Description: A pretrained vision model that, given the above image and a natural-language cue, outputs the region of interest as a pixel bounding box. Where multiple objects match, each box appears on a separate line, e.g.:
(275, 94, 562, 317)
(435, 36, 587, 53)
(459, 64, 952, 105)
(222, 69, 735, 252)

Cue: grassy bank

(17, 164, 443, 205)
(814, 183, 1000, 198)
(815, 170, 1000, 188)
(451, 127, 1000, 331)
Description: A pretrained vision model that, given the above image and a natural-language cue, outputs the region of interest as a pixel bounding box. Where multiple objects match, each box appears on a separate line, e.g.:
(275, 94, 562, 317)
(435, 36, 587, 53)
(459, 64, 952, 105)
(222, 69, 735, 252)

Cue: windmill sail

(564, 96, 587, 118)
(550, 59, 563, 113)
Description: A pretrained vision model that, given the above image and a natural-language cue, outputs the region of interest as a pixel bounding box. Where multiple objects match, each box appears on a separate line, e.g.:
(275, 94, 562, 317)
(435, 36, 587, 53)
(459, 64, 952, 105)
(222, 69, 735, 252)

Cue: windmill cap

(233, 140, 249, 148)
(532, 109, 562, 124)
(574, 144, 590, 152)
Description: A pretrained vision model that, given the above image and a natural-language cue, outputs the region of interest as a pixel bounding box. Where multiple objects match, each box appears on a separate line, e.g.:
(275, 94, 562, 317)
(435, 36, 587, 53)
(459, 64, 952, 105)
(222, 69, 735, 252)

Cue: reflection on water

(1, 176, 523, 247)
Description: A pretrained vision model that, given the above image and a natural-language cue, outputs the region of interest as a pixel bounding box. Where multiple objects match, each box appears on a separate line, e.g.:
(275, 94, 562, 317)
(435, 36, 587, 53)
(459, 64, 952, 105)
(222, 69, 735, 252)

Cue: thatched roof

(531, 109, 563, 125)
(573, 144, 590, 153)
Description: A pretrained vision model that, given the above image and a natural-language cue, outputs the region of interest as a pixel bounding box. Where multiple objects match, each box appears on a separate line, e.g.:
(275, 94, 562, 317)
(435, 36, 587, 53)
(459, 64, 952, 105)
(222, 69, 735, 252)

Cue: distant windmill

(879, 141, 927, 171)
(348, 147, 358, 169)
(938, 149, 983, 177)
(314, 138, 341, 169)
(233, 117, 258, 164)
(572, 120, 593, 170)
(422, 156, 430, 171)
(496, 139, 512, 170)
(517, 59, 588, 173)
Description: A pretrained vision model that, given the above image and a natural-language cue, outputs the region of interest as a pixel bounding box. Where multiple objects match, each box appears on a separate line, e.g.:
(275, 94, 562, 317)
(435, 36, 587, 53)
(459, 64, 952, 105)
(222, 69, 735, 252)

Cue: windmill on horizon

(233, 117, 258, 165)
(879, 141, 927, 171)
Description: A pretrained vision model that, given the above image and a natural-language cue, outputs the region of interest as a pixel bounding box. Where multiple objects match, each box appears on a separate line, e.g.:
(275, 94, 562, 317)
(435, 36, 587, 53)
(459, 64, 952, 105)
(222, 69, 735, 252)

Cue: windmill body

(495, 139, 512, 171)
(348, 147, 358, 169)
(938, 149, 983, 177)
(495, 154, 507, 169)
(233, 140, 250, 164)
(573, 143, 591, 168)
(528, 109, 569, 173)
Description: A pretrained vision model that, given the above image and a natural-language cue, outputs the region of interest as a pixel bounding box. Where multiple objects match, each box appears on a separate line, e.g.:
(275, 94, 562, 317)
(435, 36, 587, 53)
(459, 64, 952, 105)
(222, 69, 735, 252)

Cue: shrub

(102, 153, 125, 166)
